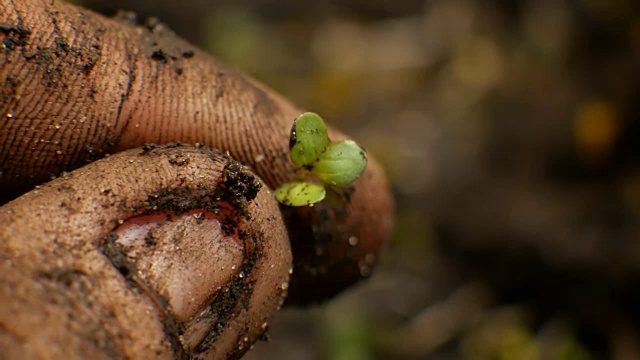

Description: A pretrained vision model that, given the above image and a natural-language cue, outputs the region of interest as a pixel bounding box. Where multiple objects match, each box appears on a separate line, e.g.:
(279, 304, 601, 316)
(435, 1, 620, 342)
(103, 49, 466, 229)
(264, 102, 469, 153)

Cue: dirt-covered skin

(0, 145, 292, 359)
(0, 0, 394, 306)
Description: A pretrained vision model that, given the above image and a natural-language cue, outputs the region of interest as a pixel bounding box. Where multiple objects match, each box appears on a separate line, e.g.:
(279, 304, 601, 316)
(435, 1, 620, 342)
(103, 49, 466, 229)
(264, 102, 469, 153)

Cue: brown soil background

(68, 0, 640, 358)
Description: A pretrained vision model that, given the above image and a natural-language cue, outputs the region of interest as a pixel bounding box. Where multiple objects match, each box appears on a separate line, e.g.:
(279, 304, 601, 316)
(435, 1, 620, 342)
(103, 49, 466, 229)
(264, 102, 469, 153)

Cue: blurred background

(75, 0, 640, 358)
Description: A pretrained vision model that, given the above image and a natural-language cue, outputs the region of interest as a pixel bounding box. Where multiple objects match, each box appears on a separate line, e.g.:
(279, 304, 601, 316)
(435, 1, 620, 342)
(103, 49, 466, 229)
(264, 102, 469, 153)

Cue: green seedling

(314, 140, 368, 187)
(289, 112, 330, 168)
(274, 182, 326, 207)
(275, 112, 368, 207)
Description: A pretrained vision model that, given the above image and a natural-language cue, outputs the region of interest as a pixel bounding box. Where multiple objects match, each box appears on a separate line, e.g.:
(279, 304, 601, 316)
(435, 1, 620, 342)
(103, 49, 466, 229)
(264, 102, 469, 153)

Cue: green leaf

(313, 140, 367, 187)
(289, 112, 330, 167)
(274, 181, 326, 207)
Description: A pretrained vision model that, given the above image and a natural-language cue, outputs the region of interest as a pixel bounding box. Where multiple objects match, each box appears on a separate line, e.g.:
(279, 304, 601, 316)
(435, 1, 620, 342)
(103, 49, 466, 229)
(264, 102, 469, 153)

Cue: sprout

(314, 140, 368, 187)
(289, 112, 330, 168)
(275, 182, 326, 207)
(275, 113, 368, 207)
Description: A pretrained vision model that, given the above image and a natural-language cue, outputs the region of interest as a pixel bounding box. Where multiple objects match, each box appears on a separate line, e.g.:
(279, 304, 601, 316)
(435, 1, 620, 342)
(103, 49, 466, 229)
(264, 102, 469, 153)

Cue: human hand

(0, 0, 394, 358)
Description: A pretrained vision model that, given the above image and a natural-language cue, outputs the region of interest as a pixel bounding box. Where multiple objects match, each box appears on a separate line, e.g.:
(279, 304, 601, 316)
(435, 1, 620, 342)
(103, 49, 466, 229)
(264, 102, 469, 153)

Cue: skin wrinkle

(2, 1, 123, 179)
(53, 51, 84, 162)
(0, 3, 29, 163)
(109, 25, 137, 141)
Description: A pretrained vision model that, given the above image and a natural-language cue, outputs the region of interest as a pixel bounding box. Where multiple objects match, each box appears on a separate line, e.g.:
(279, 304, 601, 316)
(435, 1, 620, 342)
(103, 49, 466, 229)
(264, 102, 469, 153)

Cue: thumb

(0, 145, 291, 359)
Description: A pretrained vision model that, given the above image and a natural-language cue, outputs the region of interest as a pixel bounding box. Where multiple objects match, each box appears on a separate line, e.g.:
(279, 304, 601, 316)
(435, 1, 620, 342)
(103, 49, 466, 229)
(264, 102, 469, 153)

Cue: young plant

(275, 113, 368, 207)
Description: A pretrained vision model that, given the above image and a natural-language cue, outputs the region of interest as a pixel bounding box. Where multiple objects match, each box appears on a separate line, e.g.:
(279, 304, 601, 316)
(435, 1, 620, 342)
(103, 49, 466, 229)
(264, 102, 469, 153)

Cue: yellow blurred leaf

(574, 100, 619, 164)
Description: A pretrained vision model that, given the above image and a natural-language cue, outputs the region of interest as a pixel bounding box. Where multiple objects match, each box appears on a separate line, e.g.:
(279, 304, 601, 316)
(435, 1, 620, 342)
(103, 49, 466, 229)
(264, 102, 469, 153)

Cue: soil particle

(0, 22, 31, 51)
(218, 162, 262, 219)
(114, 10, 139, 26)
(54, 36, 70, 54)
(194, 212, 205, 224)
(87, 87, 97, 100)
(82, 144, 105, 163)
(146, 187, 213, 215)
(1, 76, 19, 100)
(144, 230, 157, 246)
(140, 143, 157, 154)
(81, 48, 101, 75)
(220, 218, 236, 237)
(144, 17, 174, 38)
(101, 233, 136, 281)
(3, 36, 26, 51)
(107, 137, 120, 148)
(150, 48, 168, 63)
(113, 12, 177, 39)
(168, 153, 190, 166)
